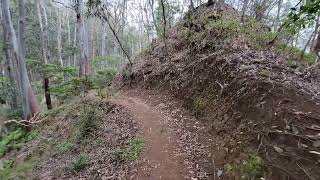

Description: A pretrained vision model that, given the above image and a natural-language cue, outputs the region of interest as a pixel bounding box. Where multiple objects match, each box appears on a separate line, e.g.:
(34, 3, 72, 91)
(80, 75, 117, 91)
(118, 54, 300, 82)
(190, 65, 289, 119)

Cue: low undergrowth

(69, 155, 89, 173)
(224, 153, 263, 180)
(123, 137, 144, 161)
(0, 128, 38, 157)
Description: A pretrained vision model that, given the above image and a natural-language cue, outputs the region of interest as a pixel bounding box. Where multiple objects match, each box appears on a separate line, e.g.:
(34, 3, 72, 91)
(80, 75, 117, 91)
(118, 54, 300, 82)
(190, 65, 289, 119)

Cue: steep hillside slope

(124, 2, 320, 180)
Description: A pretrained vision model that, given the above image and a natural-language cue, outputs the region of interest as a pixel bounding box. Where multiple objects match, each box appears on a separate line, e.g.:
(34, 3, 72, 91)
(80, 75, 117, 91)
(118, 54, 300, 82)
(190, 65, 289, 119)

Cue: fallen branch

(4, 112, 45, 127)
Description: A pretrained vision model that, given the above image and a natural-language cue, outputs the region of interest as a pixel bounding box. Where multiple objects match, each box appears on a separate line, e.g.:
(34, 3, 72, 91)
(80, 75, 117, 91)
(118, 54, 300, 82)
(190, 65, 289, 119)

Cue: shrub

(56, 141, 75, 152)
(0, 129, 38, 157)
(120, 137, 144, 161)
(240, 154, 263, 180)
(192, 97, 207, 116)
(70, 155, 89, 173)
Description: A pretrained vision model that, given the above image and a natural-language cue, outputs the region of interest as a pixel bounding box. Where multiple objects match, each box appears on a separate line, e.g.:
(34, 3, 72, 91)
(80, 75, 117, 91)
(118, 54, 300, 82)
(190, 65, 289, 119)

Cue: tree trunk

(311, 16, 320, 53)
(2, 0, 40, 120)
(18, 0, 40, 119)
(76, 0, 90, 77)
(274, 0, 282, 31)
(36, 0, 52, 110)
(241, 0, 249, 22)
(314, 30, 320, 61)
(1, 13, 18, 109)
(73, 22, 77, 66)
(101, 23, 107, 56)
(57, 9, 63, 66)
(189, 0, 195, 10)
(148, 0, 160, 37)
(91, 20, 97, 59)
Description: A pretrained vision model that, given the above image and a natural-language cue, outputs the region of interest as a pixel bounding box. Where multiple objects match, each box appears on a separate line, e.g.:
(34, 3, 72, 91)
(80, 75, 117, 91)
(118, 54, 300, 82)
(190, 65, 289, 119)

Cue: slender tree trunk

(76, 0, 90, 77)
(36, 0, 52, 110)
(101, 23, 107, 56)
(189, 0, 195, 10)
(274, 0, 282, 31)
(73, 22, 77, 66)
(57, 9, 63, 66)
(160, 0, 167, 40)
(311, 16, 320, 53)
(241, 0, 249, 21)
(1, 14, 18, 109)
(148, 0, 160, 37)
(96, 5, 132, 65)
(2, 0, 40, 120)
(91, 20, 97, 59)
(67, 11, 72, 66)
(314, 30, 320, 61)
(300, 31, 314, 61)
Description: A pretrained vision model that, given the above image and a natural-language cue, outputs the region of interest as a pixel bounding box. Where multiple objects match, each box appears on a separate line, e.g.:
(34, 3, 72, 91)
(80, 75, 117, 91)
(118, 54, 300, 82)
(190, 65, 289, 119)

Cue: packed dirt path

(111, 89, 214, 180)
(111, 96, 186, 179)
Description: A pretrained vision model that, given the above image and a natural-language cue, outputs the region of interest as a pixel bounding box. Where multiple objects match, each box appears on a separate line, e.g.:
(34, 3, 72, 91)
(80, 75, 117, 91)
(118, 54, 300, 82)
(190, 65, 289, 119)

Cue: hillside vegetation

(124, 2, 320, 180)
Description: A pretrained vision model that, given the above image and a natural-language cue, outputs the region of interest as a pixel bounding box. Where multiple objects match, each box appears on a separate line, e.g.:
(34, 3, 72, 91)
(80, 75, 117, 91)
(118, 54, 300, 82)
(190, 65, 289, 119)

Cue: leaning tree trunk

(36, 0, 52, 109)
(2, 0, 40, 120)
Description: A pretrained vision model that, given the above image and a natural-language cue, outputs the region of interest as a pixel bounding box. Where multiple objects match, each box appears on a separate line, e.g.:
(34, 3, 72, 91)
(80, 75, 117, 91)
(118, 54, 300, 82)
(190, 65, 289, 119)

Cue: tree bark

(1, 10, 18, 109)
(241, 0, 249, 22)
(101, 23, 107, 56)
(76, 0, 90, 77)
(18, 0, 40, 119)
(2, 0, 40, 120)
(274, 0, 282, 31)
(311, 16, 320, 53)
(57, 9, 63, 66)
(73, 21, 77, 66)
(67, 11, 72, 65)
(36, 0, 52, 110)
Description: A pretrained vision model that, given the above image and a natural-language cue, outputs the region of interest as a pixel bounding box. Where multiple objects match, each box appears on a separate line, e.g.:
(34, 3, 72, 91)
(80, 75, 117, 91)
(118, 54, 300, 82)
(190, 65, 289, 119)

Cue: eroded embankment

(122, 2, 320, 180)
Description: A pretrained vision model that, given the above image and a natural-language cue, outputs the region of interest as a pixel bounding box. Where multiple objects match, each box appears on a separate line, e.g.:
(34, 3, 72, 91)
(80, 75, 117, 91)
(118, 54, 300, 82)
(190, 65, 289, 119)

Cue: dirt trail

(111, 89, 214, 180)
(111, 96, 187, 180)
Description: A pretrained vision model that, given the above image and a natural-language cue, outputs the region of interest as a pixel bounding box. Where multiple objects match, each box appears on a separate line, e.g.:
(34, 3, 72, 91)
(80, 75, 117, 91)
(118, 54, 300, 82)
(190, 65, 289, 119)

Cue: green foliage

(285, 0, 320, 34)
(122, 137, 144, 161)
(93, 69, 117, 88)
(56, 141, 75, 152)
(224, 163, 233, 175)
(77, 108, 98, 141)
(155, 0, 181, 36)
(240, 155, 263, 180)
(203, 17, 272, 50)
(70, 155, 89, 173)
(260, 69, 270, 77)
(192, 97, 207, 116)
(0, 158, 37, 179)
(277, 43, 316, 64)
(223, 154, 263, 179)
(0, 76, 15, 105)
(92, 55, 123, 71)
(0, 129, 38, 157)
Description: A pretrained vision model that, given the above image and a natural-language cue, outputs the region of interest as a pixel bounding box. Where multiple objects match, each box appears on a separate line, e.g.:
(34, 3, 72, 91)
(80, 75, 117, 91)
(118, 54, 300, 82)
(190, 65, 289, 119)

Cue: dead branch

(4, 112, 45, 127)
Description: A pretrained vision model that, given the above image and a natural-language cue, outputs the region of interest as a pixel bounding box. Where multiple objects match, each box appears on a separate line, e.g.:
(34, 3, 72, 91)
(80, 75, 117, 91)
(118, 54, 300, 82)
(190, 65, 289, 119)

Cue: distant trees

(0, 0, 319, 123)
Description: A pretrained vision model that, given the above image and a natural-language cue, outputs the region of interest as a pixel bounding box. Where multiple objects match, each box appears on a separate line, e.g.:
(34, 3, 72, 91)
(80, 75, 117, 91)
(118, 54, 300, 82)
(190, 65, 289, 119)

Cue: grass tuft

(70, 155, 89, 173)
